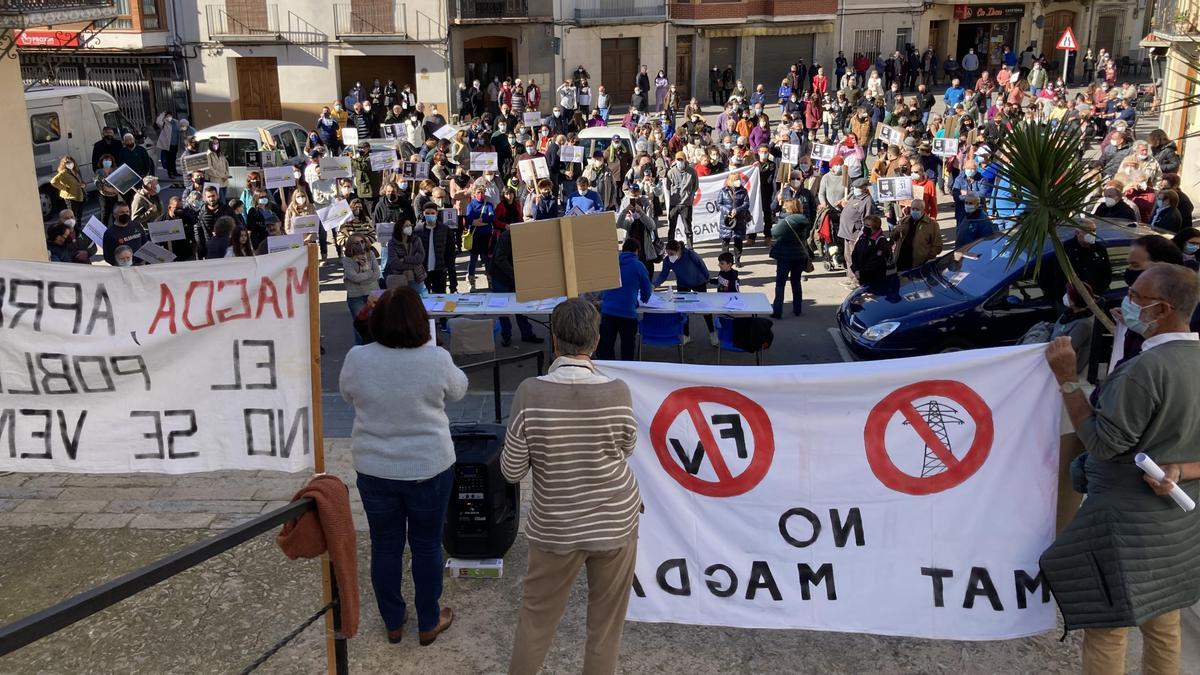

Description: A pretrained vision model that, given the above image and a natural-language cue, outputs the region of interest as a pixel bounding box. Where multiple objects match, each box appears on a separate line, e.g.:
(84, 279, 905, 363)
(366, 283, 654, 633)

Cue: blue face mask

(1187, 242, 1200, 255)
(1121, 295, 1160, 337)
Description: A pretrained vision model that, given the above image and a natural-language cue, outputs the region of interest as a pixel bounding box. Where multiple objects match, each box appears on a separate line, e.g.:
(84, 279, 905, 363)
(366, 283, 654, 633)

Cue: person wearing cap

(839, 177, 875, 284)
(666, 151, 698, 247)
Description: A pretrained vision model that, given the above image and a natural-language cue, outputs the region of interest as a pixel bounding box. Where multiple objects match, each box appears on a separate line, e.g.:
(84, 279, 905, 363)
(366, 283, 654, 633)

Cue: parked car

(837, 219, 1162, 360)
(185, 120, 309, 194)
(26, 85, 138, 218)
(577, 126, 634, 161)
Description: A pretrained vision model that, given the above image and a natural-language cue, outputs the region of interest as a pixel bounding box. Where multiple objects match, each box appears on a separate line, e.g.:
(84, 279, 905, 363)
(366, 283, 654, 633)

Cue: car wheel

(938, 339, 973, 354)
(39, 185, 61, 221)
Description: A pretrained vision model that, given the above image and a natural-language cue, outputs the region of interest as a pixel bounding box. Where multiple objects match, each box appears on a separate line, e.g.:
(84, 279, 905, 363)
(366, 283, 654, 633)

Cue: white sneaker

(681, 334, 692, 345)
(709, 333, 719, 347)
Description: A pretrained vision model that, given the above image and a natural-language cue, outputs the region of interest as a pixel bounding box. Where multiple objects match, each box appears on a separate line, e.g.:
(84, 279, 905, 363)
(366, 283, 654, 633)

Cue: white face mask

(64, 218, 76, 228)
(402, 226, 413, 236)
(1082, 233, 1097, 245)
(296, 196, 308, 205)
(1103, 197, 1117, 207)
(668, 254, 680, 264)
(851, 187, 864, 197)
(293, 170, 302, 179)
(65, 162, 75, 170)
(117, 258, 133, 268)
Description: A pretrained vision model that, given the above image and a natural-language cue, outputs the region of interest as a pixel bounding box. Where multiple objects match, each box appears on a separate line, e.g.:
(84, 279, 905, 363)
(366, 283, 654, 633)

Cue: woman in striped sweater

(502, 298, 641, 674)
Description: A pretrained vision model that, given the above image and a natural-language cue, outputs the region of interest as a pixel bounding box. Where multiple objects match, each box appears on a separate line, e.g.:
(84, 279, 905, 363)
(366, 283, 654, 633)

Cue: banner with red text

(0, 249, 315, 474)
(599, 345, 1060, 640)
(688, 165, 764, 243)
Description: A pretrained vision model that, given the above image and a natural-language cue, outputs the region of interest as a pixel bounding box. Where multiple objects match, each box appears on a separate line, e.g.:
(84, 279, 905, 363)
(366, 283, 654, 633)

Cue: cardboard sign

(82, 216, 106, 245)
(811, 143, 836, 162)
(181, 152, 210, 173)
(290, 214, 320, 238)
(103, 164, 142, 193)
(266, 234, 305, 254)
(318, 199, 353, 231)
(433, 124, 457, 140)
(518, 159, 538, 184)
(470, 152, 499, 172)
(522, 111, 542, 127)
(133, 242, 176, 264)
(258, 127, 276, 150)
(441, 208, 458, 229)
(148, 219, 186, 244)
(370, 152, 398, 172)
(341, 127, 359, 147)
(931, 137, 960, 157)
(376, 221, 395, 242)
(264, 165, 296, 190)
(510, 212, 621, 302)
(877, 124, 905, 146)
(780, 144, 802, 165)
(560, 145, 584, 163)
(319, 157, 351, 179)
(876, 176, 915, 203)
(402, 161, 430, 180)
(532, 156, 550, 179)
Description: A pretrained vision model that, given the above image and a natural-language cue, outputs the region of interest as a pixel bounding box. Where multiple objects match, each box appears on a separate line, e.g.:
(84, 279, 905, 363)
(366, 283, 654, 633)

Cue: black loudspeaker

(443, 424, 520, 559)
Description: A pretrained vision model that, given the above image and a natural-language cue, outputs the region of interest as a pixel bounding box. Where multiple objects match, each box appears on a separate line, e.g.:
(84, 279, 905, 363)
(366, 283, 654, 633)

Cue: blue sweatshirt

(653, 248, 710, 288)
(564, 189, 603, 214)
(601, 251, 652, 319)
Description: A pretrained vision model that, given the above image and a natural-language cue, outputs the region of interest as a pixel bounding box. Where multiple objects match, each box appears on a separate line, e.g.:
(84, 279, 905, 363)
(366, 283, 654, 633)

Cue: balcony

(334, 1, 409, 39)
(670, 0, 836, 21)
(1151, 0, 1200, 39)
(459, 0, 527, 20)
(204, 3, 280, 42)
(0, 0, 116, 29)
(574, 0, 665, 23)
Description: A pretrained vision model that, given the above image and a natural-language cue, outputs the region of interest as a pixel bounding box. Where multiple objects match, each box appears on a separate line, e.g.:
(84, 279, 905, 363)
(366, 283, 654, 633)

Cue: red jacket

(811, 75, 828, 97)
(805, 101, 822, 129)
(854, 55, 870, 72)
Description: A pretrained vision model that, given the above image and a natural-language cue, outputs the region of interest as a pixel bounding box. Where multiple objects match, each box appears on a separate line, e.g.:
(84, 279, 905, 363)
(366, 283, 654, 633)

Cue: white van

(188, 120, 310, 195)
(25, 85, 137, 218)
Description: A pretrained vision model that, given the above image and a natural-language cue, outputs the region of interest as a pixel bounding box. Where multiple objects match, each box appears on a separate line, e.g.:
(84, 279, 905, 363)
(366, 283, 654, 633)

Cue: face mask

(732, 181, 742, 189)
(668, 254, 680, 264)
(65, 162, 75, 171)
(116, 214, 130, 225)
(910, 210, 923, 220)
(675, 160, 685, 169)
(851, 187, 863, 197)
(553, 111, 561, 118)
(964, 204, 977, 213)
(117, 258, 133, 268)
(799, 164, 811, 173)
(1081, 233, 1097, 245)
(64, 218, 76, 228)
(1110, 140, 1119, 147)
(352, 208, 363, 217)
(910, 172, 922, 180)
(832, 166, 843, 175)
(425, 214, 437, 223)
(759, 152, 769, 160)
(402, 226, 413, 236)
(1187, 243, 1200, 255)
(965, 168, 977, 178)
(973, 156, 985, 164)
(1103, 197, 1118, 207)
(296, 196, 307, 205)
(211, 143, 220, 151)
(1121, 295, 1160, 337)
(102, 160, 113, 168)
(341, 188, 352, 196)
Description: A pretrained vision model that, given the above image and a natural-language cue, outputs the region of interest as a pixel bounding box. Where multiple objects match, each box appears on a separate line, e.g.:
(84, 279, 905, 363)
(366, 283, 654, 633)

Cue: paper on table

(423, 300, 447, 312)
(724, 295, 746, 310)
(1135, 453, 1197, 512)
(82, 215, 106, 244)
(487, 295, 509, 308)
(641, 295, 669, 309)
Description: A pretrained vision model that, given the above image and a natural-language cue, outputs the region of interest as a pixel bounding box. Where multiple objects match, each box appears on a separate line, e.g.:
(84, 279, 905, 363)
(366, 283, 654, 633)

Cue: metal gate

(87, 66, 150, 132)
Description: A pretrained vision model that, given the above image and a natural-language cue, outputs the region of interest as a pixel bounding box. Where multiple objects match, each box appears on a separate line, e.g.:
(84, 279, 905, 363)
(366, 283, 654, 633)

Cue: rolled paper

(1135, 453, 1197, 512)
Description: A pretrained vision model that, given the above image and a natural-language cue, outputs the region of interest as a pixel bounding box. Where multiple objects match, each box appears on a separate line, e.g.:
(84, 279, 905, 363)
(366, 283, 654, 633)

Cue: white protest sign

(532, 156, 550, 179)
(181, 153, 210, 173)
(470, 152, 498, 172)
(341, 127, 359, 147)
(82, 216, 107, 245)
(264, 165, 296, 190)
(518, 159, 537, 184)
(433, 124, 457, 140)
(318, 199, 353, 231)
(597, 344, 1059, 639)
(267, 234, 305, 253)
(811, 144, 837, 162)
(932, 138, 960, 157)
(877, 176, 915, 203)
(290, 214, 320, 238)
(781, 144, 802, 165)
(522, 111, 542, 127)
(133, 242, 177, 265)
(148, 219, 186, 244)
(689, 165, 764, 243)
(877, 124, 905, 146)
(441, 208, 458, 229)
(376, 222, 395, 242)
(0, 250, 315, 474)
(319, 157, 351, 179)
(402, 161, 430, 180)
(370, 152, 398, 173)
(560, 145, 584, 163)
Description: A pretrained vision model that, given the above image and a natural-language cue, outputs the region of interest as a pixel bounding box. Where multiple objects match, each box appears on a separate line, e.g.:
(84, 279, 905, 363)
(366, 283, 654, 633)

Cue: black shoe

(521, 335, 545, 344)
(770, 312, 783, 319)
(501, 335, 512, 347)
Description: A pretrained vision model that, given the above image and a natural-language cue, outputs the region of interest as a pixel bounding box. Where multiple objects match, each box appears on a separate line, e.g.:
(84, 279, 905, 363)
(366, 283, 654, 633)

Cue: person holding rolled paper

(1041, 262, 1200, 675)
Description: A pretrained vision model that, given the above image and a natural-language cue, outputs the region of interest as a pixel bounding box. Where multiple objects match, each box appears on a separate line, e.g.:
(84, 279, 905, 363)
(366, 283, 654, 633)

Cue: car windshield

(208, 139, 260, 168)
(584, 137, 630, 159)
(929, 235, 1031, 296)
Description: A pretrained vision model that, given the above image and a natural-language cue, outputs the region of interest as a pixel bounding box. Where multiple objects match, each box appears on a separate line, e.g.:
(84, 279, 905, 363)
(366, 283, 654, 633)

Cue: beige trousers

(1082, 610, 1181, 675)
(508, 542, 637, 675)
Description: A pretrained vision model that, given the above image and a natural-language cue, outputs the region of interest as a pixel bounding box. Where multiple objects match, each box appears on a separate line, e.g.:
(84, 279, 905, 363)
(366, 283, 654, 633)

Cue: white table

(422, 292, 773, 318)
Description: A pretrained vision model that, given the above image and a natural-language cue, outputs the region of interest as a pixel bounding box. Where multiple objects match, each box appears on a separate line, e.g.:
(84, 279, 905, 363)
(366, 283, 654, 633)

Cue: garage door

(710, 37, 738, 79)
(337, 55, 417, 102)
(754, 35, 813, 93)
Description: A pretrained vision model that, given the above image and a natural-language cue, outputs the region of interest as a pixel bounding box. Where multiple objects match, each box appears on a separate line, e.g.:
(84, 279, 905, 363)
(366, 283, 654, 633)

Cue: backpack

(732, 317, 774, 353)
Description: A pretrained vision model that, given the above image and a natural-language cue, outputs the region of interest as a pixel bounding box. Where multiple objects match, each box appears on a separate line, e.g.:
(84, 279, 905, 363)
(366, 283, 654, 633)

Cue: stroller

(814, 205, 844, 271)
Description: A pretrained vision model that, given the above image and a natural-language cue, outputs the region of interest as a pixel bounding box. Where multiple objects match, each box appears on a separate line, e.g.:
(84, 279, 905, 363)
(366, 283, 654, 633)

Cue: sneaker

(681, 334, 691, 345)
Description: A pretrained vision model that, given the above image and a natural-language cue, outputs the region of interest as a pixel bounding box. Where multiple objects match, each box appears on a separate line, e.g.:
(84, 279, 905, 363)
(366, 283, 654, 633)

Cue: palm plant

(993, 120, 1114, 331)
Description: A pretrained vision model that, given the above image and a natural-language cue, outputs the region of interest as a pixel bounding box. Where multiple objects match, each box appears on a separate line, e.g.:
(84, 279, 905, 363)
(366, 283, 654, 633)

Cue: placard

(341, 127, 359, 147)
(148, 219, 186, 244)
(103, 164, 142, 193)
(290, 214, 320, 238)
(433, 124, 457, 140)
(318, 199, 353, 231)
(781, 144, 801, 165)
(518, 159, 538, 184)
(811, 143, 837, 162)
(532, 156, 550, 179)
(0, 248, 315, 474)
(932, 138, 960, 157)
(441, 208, 458, 228)
(688, 166, 765, 243)
(522, 111, 542, 127)
(181, 153, 210, 173)
(264, 165, 296, 190)
(376, 221, 395, 242)
(133, 242, 177, 264)
(319, 157, 351, 180)
(82, 215, 107, 245)
(402, 161, 430, 180)
(560, 145, 584, 163)
(382, 124, 403, 140)
(877, 176, 915, 202)
(470, 152, 499, 172)
(245, 150, 262, 168)
(877, 124, 905, 146)
(370, 152, 398, 172)
(266, 234, 305, 253)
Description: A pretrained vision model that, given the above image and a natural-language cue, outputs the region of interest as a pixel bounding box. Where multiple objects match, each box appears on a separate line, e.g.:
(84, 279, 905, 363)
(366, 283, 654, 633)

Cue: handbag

(462, 227, 474, 251)
(782, 218, 816, 273)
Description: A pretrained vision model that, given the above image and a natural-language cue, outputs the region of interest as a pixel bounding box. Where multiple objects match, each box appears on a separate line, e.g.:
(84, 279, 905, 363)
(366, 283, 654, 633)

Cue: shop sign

(953, 4, 1025, 21)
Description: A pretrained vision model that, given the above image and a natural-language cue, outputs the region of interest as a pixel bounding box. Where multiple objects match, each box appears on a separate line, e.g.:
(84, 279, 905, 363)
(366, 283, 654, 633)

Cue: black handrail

(0, 498, 348, 673)
(459, 349, 545, 422)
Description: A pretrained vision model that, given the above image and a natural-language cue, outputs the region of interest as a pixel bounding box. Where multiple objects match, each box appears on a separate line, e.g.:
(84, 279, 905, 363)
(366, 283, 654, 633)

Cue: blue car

(837, 219, 1160, 360)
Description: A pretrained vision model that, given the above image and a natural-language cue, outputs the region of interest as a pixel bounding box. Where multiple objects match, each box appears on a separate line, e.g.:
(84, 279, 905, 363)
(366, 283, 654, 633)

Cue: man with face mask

(1091, 185, 1139, 221)
(102, 204, 149, 267)
(130, 176, 163, 225)
(838, 177, 875, 284)
(47, 222, 91, 264)
(666, 152, 698, 247)
(92, 126, 123, 172)
(1042, 262, 1200, 675)
(1039, 219, 1112, 313)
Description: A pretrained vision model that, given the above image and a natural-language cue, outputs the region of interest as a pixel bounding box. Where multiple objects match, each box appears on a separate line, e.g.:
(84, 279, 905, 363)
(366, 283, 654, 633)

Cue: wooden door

(675, 35, 693, 100)
(602, 38, 640, 103)
(1095, 16, 1117, 57)
(236, 57, 281, 120)
(1042, 11, 1074, 59)
(350, 0, 394, 33)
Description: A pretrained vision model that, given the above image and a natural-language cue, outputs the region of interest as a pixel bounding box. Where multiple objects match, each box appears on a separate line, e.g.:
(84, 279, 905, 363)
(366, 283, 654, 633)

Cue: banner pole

(304, 243, 338, 674)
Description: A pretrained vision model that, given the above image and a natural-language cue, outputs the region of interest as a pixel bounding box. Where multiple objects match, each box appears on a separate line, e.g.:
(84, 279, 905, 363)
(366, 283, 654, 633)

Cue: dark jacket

(118, 145, 154, 179)
(600, 251, 652, 319)
(372, 194, 415, 228)
(195, 202, 233, 259)
(1041, 236, 1112, 301)
(92, 137, 123, 170)
(717, 186, 751, 238)
(770, 214, 812, 263)
(1151, 206, 1184, 234)
(533, 194, 559, 220)
(102, 222, 149, 266)
(207, 235, 231, 259)
(490, 228, 516, 287)
(1092, 200, 1139, 222)
(653, 248, 709, 288)
(851, 229, 892, 285)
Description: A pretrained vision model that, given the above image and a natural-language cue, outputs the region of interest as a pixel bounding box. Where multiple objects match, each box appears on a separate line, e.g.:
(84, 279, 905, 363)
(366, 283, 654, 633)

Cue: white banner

(690, 166, 764, 243)
(0, 249, 316, 474)
(597, 345, 1059, 640)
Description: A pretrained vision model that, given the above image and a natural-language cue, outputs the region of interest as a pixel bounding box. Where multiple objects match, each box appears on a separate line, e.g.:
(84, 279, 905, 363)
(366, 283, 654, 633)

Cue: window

(142, 0, 163, 30)
(275, 131, 300, 160)
(30, 112, 61, 144)
(111, 0, 134, 29)
(896, 28, 912, 53)
(854, 29, 882, 62)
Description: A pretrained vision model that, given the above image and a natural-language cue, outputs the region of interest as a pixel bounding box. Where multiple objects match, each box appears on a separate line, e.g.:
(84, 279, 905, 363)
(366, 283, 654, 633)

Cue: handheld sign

(266, 233, 305, 253)
(319, 156, 351, 179)
(532, 156, 550, 179)
(104, 164, 142, 193)
(877, 125, 904, 146)
(133, 242, 176, 264)
(441, 208, 458, 229)
(82, 216, 107, 245)
(263, 165, 296, 189)
(522, 111, 542, 127)
(560, 145, 584, 163)
(470, 152, 498, 172)
(402, 161, 430, 180)
(370, 152, 398, 172)
(318, 199, 353, 231)
(433, 124, 457, 140)
(376, 221, 395, 242)
(181, 152, 210, 173)
(518, 159, 538, 184)
(290, 214, 320, 238)
(382, 124, 403, 140)
(811, 144, 836, 162)
(876, 176, 914, 203)
(341, 127, 359, 147)
(931, 137, 959, 157)
(148, 219, 186, 244)
(245, 150, 262, 168)
(781, 144, 801, 165)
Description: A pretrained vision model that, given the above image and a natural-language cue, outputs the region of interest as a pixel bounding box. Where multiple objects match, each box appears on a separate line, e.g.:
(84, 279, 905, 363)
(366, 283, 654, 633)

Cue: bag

(731, 317, 775, 353)
(462, 227, 475, 251)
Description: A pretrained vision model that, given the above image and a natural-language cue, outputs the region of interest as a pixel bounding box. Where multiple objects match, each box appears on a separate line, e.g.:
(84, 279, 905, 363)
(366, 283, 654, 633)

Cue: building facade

(181, 0, 451, 129)
(447, 0, 556, 117)
(1148, 0, 1199, 189)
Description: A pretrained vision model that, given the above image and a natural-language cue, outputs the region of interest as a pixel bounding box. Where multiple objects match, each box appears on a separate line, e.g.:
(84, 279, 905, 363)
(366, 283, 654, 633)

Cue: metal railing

(1152, 0, 1200, 37)
(334, 1, 408, 37)
(0, 0, 115, 28)
(574, 0, 665, 22)
(459, 0, 527, 19)
(0, 498, 349, 674)
(205, 2, 280, 38)
(460, 349, 545, 422)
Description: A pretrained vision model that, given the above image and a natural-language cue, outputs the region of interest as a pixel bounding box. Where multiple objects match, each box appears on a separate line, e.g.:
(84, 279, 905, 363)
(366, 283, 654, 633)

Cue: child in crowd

(714, 252, 740, 292)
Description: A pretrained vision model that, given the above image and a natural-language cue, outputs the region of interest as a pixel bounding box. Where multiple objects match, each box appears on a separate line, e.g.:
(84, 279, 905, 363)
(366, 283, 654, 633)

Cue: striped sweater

(501, 357, 641, 552)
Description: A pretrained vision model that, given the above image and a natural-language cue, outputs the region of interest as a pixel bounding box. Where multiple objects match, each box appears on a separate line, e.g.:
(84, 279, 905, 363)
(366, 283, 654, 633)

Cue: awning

(1139, 33, 1172, 49)
(700, 22, 834, 38)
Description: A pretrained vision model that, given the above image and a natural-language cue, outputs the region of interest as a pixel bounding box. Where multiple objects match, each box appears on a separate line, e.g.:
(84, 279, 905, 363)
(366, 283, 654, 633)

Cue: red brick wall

(670, 0, 836, 20)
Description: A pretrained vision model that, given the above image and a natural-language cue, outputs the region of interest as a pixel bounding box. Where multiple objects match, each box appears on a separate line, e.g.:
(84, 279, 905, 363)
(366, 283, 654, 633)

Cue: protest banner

(690, 166, 764, 243)
(811, 144, 836, 162)
(932, 138, 959, 158)
(402, 161, 430, 180)
(370, 152, 398, 173)
(598, 344, 1059, 639)
(148, 219, 186, 244)
(470, 152, 499, 172)
(267, 234, 304, 253)
(319, 157, 351, 180)
(82, 216, 106, 245)
(522, 111, 542, 127)
(317, 199, 353, 231)
(0, 247, 317, 474)
(341, 127, 359, 147)
(181, 153, 210, 173)
(290, 214, 320, 238)
(133, 242, 177, 264)
(263, 165, 296, 190)
(877, 176, 915, 203)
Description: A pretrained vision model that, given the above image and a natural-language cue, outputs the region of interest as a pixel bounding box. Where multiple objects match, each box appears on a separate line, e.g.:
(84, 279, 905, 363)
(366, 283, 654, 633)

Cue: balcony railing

(1152, 0, 1200, 38)
(334, 2, 408, 37)
(459, 0, 527, 19)
(574, 0, 665, 22)
(0, 0, 116, 29)
(205, 3, 279, 39)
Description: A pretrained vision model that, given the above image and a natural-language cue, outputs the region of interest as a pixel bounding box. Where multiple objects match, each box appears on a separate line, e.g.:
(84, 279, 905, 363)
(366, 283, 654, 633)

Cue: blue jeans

(347, 295, 367, 345)
(356, 467, 454, 633)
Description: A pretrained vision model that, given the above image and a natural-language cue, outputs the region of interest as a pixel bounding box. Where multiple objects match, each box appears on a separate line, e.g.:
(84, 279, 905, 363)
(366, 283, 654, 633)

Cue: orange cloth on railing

(276, 474, 360, 639)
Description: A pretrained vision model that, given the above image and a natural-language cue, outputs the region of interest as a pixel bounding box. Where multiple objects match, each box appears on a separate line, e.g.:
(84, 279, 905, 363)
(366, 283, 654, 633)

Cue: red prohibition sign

(863, 380, 994, 496)
(649, 386, 774, 498)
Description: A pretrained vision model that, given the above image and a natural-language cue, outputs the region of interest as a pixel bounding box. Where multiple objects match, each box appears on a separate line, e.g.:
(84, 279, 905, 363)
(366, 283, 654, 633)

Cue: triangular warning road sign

(1056, 27, 1078, 51)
